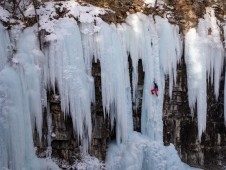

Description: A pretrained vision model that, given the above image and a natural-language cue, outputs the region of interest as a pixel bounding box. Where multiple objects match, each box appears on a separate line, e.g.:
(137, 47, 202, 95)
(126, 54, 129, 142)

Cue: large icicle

(185, 28, 207, 140)
(94, 20, 132, 143)
(156, 16, 183, 98)
(44, 18, 94, 152)
(14, 26, 44, 139)
(185, 8, 224, 140)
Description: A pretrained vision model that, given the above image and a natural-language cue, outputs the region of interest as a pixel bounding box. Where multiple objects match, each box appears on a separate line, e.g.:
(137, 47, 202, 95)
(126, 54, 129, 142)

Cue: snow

(143, 0, 165, 8)
(71, 154, 105, 170)
(24, 1, 106, 34)
(185, 8, 224, 140)
(0, 6, 10, 22)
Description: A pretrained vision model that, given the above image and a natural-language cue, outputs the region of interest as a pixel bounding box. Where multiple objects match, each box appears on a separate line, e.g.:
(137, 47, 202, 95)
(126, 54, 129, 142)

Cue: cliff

(31, 0, 226, 169)
(1, 0, 226, 169)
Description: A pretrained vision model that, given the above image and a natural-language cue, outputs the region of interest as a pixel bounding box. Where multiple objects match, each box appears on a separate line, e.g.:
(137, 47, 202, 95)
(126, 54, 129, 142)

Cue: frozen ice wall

(44, 18, 95, 152)
(93, 21, 133, 143)
(185, 8, 224, 139)
(1, 2, 224, 169)
(0, 25, 59, 169)
(124, 13, 182, 142)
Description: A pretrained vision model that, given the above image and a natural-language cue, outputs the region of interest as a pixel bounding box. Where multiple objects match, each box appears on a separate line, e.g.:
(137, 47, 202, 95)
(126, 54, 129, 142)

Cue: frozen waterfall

(0, 2, 225, 169)
(0, 24, 59, 169)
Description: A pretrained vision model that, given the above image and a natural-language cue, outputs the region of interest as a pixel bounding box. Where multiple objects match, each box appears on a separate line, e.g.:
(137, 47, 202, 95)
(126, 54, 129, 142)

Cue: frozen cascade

(156, 16, 182, 98)
(0, 25, 59, 169)
(80, 22, 97, 76)
(185, 8, 224, 139)
(44, 18, 95, 152)
(106, 13, 196, 170)
(15, 26, 44, 139)
(94, 20, 133, 142)
(0, 3, 221, 168)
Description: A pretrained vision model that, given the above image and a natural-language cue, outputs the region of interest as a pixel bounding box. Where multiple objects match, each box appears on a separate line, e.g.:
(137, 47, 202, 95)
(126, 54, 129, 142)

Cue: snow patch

(24, 1, 106, 34)
(0, 6, 10, 22)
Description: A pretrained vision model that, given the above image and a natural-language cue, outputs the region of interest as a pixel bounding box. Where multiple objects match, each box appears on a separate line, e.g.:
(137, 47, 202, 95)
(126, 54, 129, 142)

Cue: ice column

(15, 26, 45, 139)
(156, 16, 182, 98)
(0, 26, 59, 170)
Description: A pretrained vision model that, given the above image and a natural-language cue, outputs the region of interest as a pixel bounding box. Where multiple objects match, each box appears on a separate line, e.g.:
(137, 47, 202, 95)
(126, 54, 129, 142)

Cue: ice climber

(151, 81, 158, 96)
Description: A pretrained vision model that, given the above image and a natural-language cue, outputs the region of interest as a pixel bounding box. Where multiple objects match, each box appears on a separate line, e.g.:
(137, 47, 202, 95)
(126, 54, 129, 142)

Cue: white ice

(94, 20, 133, 142)
(105, 13, 193, 170)
(0, 24, 59, 169)
(106, 132, 199, 170)
(0, 6, 10, 22)
(1, 2, 222, 169)
(185, 8, 224, 140)
(44, 18, 94, 152)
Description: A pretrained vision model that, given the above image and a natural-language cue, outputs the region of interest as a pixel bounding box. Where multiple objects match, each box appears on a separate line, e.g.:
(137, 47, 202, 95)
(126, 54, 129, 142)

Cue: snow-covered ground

(0, 1, 225, 169)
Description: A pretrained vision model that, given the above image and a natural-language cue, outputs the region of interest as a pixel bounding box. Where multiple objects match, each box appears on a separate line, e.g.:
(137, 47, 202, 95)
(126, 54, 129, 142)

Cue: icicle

(80, 22, 96, 76)
(14, 26, 44, 140)
(45, 18, 94, 152)
(185, 8, 224, 140)
(185, 28, 207, 140)
(155, 16, 183, 98)
(106, 13, 193, 170)
(94, 20, 132, 143)
(125, 14, 144, 106)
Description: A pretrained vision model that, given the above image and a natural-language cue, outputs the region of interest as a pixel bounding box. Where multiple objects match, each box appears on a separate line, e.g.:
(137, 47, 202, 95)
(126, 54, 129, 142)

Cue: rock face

(163, 57, 226, 169)
(33, 0, 226, 169)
